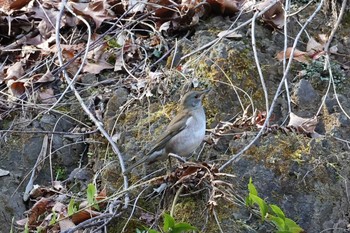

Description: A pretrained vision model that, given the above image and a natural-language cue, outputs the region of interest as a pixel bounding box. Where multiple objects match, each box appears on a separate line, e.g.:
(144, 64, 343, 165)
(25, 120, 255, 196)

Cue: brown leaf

(83, 61, 113, 74)
(9, 0, 31, 10)
(276, 48, 311, 64)
(59, 219, 76, 231)
(33, 71, 55, 83)
(27, 198, 55, 225)
(71, 209, 101, 224)
(38, 88, 57, 104)
(7, 80, 26, 97)
(148, 0, 177, 18)
(256, 0, 284, 28)
(4, 61, 24, 80)
(69, 1, 114, 29)
(288, 112, 318, 134)
(206, 0, 244, 14)
(306, 36, 323, 53)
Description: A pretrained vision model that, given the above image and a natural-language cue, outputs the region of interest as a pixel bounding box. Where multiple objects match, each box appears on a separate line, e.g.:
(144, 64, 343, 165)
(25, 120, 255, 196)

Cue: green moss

(246, 133, 311, 175)
(174, 198, 197, 222)
(194, 47, 265, 110)
(136, 103, 177, 128)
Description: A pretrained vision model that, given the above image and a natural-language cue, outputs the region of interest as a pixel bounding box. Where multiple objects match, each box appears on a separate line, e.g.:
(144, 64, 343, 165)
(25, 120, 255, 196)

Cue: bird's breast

(166, 108, 206, 156)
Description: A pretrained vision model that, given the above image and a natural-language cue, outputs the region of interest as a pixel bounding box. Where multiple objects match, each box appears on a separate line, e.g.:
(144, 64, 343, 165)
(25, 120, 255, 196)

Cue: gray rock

(292, 79, 320, 112)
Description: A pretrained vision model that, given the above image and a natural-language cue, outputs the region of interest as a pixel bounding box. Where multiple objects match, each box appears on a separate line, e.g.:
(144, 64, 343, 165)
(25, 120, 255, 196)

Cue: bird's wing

(147, 110, 192, 155)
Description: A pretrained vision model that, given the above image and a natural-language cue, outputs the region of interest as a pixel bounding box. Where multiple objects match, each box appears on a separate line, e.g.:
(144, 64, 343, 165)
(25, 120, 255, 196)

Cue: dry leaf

(207, 0, 244, 14)
(288, 112, 318, 134)
(0, 168, 10, 177)
(114, 51, 123, 71)
(7, 80, 26, 97)
(27, 198, 55, 225)
(9, 0, 31, 10)
(256, 0, 284, 28)
(5, 61, 24, 80)
(276, 48, 311, 64)
(38, 88, 57, 104)
(83, 61, 114, 74)
(59, 219, 76, 231)
(217, 30, 242, 38)
(71, 209, 101, 224)
(70, 1, 113, 29)
(33, 71, 55, 83)
(306, 37, 323, 53)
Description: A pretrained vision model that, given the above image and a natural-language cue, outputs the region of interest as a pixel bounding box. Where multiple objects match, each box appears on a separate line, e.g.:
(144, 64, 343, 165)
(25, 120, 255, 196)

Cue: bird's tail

(123, 156, 149, 174)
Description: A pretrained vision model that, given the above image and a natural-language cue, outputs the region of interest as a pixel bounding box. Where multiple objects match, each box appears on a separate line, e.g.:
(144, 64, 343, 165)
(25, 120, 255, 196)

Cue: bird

(124, 89, 209, 174)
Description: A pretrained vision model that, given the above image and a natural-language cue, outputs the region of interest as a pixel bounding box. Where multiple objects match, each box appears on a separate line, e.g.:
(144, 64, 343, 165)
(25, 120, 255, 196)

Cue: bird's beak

(199, 89, 210, 99)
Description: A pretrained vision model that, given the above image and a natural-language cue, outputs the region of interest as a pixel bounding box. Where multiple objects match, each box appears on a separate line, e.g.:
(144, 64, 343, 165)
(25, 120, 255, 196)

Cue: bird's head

(181, 89, 210, 109)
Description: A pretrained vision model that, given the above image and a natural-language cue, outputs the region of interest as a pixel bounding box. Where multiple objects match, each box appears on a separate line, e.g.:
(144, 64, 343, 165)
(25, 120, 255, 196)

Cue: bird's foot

(168, 153, 187, 163)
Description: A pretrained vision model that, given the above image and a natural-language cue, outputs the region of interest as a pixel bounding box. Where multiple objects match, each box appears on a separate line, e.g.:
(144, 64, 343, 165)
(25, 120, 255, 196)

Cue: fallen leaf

(59, 218, 76, 231)
(38, 88, 57, 104)
(9, 0, 31, 10)
(276, 48, 311, 64)
(71, 209, 101, 224)
(7, 80, 26, 97)
(217, 30, 242, 38)
(288, 112, 318, 134)
(256, 0, 284, 28)
(33, 71, 55, 83)
(27, 197, 55, 225)
(69, 1, 114, 29)
(0, 168, 10, 177)
(207, 0, 244, 14)
(16, 218, 28, 226)
(4, 61, 24, 80)
(306, 36, 323, 53)
(114, 51, 123, 71)
(83, 61, 114, 74)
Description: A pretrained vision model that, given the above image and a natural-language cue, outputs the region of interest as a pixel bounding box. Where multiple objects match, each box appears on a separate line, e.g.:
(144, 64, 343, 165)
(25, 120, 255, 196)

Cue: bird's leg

(167, 155, 172, 175)
(169, 153, 187, 163)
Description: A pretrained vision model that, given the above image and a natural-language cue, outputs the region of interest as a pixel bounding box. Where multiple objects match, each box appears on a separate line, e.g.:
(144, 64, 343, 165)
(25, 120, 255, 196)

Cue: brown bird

(124, 90, 209, 174)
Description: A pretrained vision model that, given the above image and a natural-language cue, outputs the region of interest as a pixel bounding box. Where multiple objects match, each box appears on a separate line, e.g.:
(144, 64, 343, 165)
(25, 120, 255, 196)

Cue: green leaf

(245, 195, 253, 207)
(270, 204, 286, 220)
(284, 218, 304, 233)
(163, 213, 176, 232)
(147, 229, 160, 233)
(49, 211, 57, 226)
(248, 177, 258, 196)
(24, 222, 29, 233)
(269, 215, 286, 230)
(68, 198, 77, 216)
(172, 222, 197, 233)
(248, 194, 268, 221)
(87, 183, 97, 206)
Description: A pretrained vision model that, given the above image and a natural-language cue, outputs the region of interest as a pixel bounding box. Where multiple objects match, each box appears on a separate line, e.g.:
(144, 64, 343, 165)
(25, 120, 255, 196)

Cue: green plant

(24, 222, 29, 233)
(49, 211, 57, 226)
(55, 166, 67, 180)
(68, 198, 78, 216)
(136, 213, 197, 233)
(246, 178, 304, 233)
(302, 59, 345, 85)
(87, 183, 99, 210)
